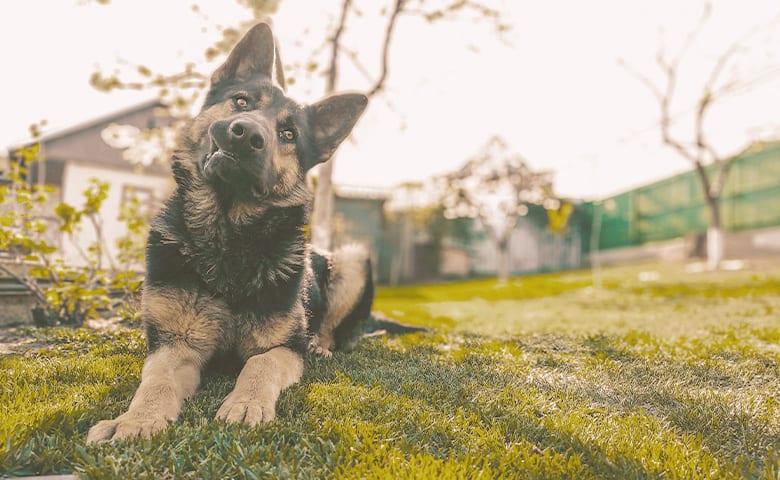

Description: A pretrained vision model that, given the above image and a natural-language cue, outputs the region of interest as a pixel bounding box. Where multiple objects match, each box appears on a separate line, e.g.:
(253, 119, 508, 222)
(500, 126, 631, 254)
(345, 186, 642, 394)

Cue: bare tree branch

(658, 65, 700, 165)
(620, 1, 759, 170)
(326, 0, 353, 93)
(617, 58, 665, 103)
(366, 0, 405, 98)
(342, 47, 376, 84)
(0, 263, 47, 305)
(672, 1, 712, 68)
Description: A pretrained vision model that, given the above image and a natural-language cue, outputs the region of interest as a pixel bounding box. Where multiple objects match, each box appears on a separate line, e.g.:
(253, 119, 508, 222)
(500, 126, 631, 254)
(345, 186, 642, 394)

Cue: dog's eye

(279, 129, 296, 142)
(234, 95, 249, 109)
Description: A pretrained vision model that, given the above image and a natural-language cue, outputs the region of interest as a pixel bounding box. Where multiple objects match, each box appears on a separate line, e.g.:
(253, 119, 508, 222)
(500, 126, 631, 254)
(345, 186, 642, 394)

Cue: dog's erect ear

(211, 22, 283, 88)
(306, 93, 368, 167)
(272, 35, 286, 91)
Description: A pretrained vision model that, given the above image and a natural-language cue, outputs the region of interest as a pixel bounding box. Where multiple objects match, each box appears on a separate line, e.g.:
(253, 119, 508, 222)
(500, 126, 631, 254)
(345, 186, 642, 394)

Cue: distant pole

(584, 154, 603, 289)
(590, 201, 603, 289)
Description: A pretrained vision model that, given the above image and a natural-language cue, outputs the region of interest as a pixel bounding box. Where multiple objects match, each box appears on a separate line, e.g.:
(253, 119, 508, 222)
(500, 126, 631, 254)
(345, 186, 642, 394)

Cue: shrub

(0, 143, 149, 326)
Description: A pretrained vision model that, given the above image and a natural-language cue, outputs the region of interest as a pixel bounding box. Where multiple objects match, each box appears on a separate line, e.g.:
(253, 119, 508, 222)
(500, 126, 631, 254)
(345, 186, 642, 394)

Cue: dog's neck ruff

(161, 164, 310, 304)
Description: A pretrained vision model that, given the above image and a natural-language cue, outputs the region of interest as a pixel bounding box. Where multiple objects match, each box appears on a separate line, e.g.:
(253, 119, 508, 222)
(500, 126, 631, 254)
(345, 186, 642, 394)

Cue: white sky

(1, 0, 778, 200)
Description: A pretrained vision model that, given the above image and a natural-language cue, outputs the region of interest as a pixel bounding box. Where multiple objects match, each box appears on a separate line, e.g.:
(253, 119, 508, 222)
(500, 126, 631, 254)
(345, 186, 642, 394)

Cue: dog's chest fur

(149, 187, 310, 313)
(145, 192, 314, 362)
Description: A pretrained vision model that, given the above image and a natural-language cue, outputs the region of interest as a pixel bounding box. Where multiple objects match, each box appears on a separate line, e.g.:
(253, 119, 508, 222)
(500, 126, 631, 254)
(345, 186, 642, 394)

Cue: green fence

(593, 142, 780, 250)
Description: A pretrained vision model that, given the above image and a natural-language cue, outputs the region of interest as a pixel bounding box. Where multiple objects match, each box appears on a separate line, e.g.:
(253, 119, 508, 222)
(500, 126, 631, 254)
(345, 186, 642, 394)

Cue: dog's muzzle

(203, 115, 274, 180)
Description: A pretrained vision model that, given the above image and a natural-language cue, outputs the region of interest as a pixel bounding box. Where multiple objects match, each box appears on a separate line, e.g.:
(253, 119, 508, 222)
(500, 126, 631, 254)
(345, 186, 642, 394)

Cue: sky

(1, 0, 779, 200)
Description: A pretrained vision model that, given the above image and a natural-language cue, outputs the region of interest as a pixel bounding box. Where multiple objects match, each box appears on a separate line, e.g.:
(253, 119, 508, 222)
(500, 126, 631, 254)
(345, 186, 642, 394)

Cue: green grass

(1, 260, 779, 479)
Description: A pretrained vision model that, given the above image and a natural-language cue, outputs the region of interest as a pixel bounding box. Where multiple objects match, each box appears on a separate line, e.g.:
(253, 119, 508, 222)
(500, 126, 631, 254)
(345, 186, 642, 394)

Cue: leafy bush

(0, 143, 149, 325)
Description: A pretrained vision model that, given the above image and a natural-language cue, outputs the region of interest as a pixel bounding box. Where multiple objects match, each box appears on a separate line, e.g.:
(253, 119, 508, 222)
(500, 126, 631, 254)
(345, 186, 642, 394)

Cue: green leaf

(29, 266, 52, 278)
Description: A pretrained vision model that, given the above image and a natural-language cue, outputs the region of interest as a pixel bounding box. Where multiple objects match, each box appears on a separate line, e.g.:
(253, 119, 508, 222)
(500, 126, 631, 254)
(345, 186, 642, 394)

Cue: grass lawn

(1, 260, 779, 479)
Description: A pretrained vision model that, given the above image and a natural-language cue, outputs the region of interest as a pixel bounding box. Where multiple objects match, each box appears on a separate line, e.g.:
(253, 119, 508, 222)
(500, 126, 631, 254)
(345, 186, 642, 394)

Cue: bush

(0, 143, 149, 326)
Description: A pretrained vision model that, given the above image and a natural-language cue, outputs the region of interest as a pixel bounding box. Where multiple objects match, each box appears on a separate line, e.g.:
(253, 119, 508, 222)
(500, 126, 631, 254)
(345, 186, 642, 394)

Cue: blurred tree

(87, 0, 510, 250)
(310, 0, 508, 249)
(436, 136, 554, 284)
(620, 2, 780, 270)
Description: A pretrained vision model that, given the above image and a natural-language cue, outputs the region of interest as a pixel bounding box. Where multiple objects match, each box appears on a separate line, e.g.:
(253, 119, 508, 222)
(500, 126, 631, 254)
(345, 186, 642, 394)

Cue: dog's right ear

(305, 93, 368, 169)
(211, 22, 281, 86)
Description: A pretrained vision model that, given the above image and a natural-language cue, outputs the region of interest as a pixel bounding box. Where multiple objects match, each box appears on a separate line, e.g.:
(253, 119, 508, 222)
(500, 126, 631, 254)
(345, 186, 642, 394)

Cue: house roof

(3, 98, 174, 181)
(9, 98, 166, 149)
(334, 185, 391, 200)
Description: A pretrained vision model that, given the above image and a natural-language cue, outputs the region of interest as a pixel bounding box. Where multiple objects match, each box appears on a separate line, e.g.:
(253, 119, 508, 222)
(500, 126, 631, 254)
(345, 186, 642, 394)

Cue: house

(332, 185, 390, 282)
(4, 99, 175, 266)
(384, 202, 586, 284)
(470, 208, 585, 276)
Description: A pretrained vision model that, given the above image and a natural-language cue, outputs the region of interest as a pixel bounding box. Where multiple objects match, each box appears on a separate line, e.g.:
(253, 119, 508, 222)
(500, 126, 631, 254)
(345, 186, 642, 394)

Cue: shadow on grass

(3, 331, 778, 478)
(289, 341, 685, 479)
(511, 333, 779, 474)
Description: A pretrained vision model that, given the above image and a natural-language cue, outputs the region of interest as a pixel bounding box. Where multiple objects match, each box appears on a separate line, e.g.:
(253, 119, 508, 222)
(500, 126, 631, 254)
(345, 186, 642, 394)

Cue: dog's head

(177, 23, 367, 204)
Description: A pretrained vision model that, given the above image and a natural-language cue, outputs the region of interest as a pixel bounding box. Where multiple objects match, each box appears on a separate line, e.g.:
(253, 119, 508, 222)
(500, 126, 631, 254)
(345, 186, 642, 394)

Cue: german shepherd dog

(87, 22, 422, 443)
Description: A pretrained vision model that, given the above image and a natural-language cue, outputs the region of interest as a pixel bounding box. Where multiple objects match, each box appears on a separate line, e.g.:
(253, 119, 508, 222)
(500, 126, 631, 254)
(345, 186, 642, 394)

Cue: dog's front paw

(87, 414, 171, 444)
(310, 344, 333, 358)
(307, 337, 333, 358)
(216, 397, 275, 425)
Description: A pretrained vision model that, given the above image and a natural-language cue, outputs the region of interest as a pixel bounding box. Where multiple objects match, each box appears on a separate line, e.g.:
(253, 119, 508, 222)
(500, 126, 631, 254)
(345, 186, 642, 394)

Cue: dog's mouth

(200, 117, 282, 201)
(202, 144, 255, 188)
(201, 137, 274, 200)
(203, 141, 239, 173)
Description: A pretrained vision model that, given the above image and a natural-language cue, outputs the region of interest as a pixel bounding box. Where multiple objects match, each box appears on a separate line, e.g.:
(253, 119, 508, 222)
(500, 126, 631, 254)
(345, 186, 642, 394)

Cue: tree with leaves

(619, 3, 780, 270)
(436, 136, 553, 284)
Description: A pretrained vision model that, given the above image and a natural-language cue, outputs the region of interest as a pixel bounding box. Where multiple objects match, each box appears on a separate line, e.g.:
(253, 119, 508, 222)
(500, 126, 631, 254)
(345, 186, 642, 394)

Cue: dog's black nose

(228, 119, 265, 151)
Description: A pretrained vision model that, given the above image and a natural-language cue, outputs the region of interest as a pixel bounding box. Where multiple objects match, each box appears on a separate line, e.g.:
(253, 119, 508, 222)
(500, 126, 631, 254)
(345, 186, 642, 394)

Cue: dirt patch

(0, 327, 37, 354)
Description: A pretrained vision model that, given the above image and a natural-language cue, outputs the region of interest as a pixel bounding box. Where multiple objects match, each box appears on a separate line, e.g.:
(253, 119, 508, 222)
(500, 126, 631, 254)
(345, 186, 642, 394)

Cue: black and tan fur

(87, 22, 423, 443)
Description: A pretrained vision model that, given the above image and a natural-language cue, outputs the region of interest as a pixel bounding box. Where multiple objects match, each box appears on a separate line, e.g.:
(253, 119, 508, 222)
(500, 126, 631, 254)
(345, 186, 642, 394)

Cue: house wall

(59, 162, 172, 266)
(332, 195, 387, 282)
(440, 246, 470, 277)
(471, 217, 582, 276)
(589, 225, 780, 266)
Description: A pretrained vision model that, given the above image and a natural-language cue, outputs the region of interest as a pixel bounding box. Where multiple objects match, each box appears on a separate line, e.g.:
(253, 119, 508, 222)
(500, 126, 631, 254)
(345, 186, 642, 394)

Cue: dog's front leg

(87, 345, 203, 443)
(216, 346, 303, 425)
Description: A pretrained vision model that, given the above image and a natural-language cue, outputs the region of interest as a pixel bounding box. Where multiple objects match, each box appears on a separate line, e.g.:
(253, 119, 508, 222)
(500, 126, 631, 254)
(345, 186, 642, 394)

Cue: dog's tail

(365, 311, 429, 336)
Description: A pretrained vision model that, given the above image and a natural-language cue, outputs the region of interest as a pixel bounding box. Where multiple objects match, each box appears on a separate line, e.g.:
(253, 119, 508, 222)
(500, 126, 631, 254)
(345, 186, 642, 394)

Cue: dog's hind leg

(310, 244, 371, 356)
(215, 346, 303, 424)
(86, 344, 204, 443)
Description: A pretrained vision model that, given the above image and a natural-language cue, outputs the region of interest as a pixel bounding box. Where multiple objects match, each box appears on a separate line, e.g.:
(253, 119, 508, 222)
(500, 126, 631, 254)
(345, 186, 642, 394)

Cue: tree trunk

(496, 237, 510, 285)
(707, 226, 724, 271)
(311, 160, 335, 250)
(310, 0, 350, 251)
(705, 195, 724, 270)
(310, 0, 403, 252)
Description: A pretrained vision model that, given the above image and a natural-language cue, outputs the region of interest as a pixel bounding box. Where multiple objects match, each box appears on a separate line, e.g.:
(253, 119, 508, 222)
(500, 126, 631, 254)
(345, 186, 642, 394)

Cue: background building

(588, 142, 780, 264)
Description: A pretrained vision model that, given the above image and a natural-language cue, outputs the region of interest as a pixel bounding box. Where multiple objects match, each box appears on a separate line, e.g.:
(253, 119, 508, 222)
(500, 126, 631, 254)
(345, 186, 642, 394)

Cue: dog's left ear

(211, 22, 283, 87)
(306, 93, 368, 168)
